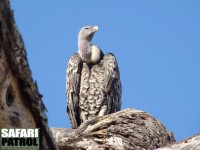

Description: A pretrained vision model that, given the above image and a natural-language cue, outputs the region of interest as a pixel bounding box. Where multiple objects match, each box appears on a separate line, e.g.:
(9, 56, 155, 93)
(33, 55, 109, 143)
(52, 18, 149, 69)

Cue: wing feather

(66, 53, 82, 128)
(103, 53, 122, 113)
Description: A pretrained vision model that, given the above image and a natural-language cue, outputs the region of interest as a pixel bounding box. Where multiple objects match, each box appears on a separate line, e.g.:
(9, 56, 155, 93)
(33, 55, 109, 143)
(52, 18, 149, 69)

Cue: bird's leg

(80, 111, 89, 123)
(98, 105, 108, 116)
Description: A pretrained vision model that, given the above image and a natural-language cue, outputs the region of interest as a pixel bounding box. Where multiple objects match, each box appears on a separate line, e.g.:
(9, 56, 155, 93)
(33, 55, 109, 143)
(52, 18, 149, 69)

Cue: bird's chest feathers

(81, 62, 104, 84)
(79, 63, 105, 100)
(79, 63, 105, 111)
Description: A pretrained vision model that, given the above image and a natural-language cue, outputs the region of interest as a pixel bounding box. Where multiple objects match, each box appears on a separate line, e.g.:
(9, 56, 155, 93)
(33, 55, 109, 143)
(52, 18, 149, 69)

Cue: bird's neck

(78, 39, 91, 63)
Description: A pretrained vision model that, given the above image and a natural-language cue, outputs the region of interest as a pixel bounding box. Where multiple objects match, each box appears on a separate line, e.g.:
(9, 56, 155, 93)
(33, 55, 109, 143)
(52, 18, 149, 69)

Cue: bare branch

(51, 108, 175, 150)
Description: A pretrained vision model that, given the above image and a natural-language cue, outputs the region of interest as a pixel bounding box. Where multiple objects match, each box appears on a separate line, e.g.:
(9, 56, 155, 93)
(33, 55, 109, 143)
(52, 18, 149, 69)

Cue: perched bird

(66, 26, 122, 128)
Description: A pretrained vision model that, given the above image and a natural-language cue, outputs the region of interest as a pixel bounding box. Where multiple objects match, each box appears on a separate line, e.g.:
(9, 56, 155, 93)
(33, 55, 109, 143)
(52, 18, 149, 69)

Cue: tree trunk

(51, 108, 175, 150)
(0, 0, 57, 149)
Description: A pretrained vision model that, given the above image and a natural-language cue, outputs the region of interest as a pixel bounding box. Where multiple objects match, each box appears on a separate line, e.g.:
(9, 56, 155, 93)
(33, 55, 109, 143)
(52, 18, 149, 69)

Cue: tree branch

(51, 108, 175, 150)
(157, 133, 200, 150)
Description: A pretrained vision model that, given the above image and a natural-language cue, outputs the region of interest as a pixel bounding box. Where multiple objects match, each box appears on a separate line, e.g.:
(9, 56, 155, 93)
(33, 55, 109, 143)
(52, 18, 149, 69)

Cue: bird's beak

(92, 26, 98, 32)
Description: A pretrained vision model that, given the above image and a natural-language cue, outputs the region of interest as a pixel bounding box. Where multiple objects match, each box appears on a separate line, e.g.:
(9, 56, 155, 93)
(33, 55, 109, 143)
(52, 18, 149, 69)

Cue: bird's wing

(66, 53, 82, 128)
(103, 53, 122, 112)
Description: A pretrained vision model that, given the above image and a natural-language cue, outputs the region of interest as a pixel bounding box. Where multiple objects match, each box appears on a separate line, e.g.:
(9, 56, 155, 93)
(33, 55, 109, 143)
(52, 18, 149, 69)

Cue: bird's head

(78, 26, 98, 41)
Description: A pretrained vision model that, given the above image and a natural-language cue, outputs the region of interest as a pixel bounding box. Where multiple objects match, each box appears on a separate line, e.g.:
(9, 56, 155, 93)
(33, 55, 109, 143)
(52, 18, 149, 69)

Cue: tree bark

(157, 133, 200, 150)
(51, 108, 175, 150)
(0, 0, 57, 149)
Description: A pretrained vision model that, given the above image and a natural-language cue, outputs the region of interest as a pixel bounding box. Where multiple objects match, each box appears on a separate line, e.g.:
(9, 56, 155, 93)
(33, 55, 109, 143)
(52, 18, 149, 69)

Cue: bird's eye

(85, 27, 89, 29)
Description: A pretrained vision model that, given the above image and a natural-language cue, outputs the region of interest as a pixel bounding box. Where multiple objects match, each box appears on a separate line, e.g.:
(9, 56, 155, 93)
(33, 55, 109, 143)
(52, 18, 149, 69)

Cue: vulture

(66, 26, 122, 128)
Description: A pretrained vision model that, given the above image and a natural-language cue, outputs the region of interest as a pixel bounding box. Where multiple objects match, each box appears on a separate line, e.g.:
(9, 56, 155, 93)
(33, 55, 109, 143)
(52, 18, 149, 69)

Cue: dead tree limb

(157, 133, 200, 150)
(51, 108, 175, 150)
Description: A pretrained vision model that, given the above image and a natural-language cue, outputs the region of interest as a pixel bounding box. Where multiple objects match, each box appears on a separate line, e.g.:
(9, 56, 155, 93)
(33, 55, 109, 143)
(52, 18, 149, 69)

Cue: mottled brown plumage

(66, 26, 121, 128)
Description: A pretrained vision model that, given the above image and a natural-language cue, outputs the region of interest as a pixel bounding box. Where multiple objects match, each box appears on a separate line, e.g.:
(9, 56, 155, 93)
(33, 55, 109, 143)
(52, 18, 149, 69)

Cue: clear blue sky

(10, 1, 200, 141)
